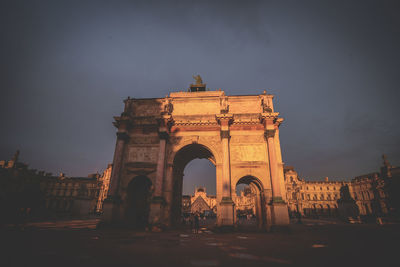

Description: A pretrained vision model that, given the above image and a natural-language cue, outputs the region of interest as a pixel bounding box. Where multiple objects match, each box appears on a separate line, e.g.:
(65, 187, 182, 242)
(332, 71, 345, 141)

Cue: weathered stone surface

(103, 86, 288, 229)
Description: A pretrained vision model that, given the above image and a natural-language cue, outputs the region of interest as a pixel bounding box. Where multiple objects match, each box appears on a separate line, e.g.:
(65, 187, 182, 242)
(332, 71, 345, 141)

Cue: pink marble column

(221, 129, 231, 198)
(216, 114, 235, 226)
(108, 132, 129, 197)
(216, 115, 233, 199)
(265, 129, 282, 200)
(154, 133, 168, 197)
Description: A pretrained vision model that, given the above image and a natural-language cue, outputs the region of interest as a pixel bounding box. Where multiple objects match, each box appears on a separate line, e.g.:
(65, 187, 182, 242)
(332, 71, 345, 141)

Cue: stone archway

(235, 175, 266, 229)
(102, 85, 290, 229)
(170, 143, 216, 226)
(125, 176, 152, 229)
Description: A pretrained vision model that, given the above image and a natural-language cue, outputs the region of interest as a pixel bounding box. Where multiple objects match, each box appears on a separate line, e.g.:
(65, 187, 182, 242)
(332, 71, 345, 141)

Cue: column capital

(271, 196, 286, 204)
(275, 118, 284, 127)
(158, 131, 169, 140)
(220, 196, 235, 205)
(259, 113, 283, 128)
(116, 132, 130, 142)
(215, 114, 234, 126)
(113, 115, 133, 130)
(264, 129, 276, 139)
(220, 130, 230, 139)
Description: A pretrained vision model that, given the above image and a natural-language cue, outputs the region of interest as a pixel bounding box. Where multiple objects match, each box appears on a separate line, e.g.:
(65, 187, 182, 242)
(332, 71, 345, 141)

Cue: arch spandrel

(235, 175, 265, 191)
(231, 169, 271, 192)
(167, 135, 222, 166)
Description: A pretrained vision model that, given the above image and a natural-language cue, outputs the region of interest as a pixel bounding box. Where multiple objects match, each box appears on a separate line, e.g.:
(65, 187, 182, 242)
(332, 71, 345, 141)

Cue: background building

(285, 155, 400, 220)
(2, 150, 398, 225)
(0, 151, 111, 224)
(181, 186, 256, 218)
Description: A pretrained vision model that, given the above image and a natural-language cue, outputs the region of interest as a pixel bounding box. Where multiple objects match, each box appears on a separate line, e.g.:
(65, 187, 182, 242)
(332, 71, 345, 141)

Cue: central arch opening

(171, 143, 216, 227)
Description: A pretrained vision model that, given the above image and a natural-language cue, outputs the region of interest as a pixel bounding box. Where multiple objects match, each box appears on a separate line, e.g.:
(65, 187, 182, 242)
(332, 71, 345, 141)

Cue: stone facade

(102, 80, 289, 229)
(181, 187, 255, 216)
(0, 151, 112, 223)
(285, 155, 400, 220)
(234, 187, 257, 216)
(96, 163, 113, 212)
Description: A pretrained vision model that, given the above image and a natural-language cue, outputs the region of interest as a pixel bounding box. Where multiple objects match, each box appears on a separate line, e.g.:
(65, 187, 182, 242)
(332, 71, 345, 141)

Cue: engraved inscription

(128, 146, 159, 162)
(231, 145, 265, 162)
(133, 100, 162, 117)
(130, 136, 159, 144)
(230, 135, 264, 144)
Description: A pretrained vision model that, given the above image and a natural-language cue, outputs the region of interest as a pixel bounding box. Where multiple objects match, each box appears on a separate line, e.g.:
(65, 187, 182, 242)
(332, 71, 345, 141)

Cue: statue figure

(12, 150, 19, 163)
(192, 74, 203, 85)
(162, 98, 173, 115)
(261, 95, 272, 113)
(383, 154, 390, 167)
(220, 96, 229, 113)
(382, 154, 392, 178)
(123, 97, 134, 116)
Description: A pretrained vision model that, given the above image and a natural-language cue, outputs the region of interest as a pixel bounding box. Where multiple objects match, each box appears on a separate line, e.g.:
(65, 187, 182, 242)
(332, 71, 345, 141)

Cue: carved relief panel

(128, 146, 159, 163)
(230, 145, 266, 162)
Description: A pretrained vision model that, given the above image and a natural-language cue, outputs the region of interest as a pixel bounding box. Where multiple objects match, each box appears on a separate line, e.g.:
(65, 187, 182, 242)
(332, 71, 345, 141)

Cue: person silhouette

(194, 212, 200, 234)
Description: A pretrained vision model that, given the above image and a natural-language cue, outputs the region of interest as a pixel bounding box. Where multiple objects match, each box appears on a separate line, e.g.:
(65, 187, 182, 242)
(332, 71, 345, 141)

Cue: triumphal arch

(102, 77, 289, 229)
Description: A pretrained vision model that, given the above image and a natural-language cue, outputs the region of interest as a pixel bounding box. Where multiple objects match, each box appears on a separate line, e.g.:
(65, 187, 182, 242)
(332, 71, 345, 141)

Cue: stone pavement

(1, 219, 399, 267)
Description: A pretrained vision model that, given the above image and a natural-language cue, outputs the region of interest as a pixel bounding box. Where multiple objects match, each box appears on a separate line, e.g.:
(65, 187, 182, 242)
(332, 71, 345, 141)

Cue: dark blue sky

(1, 0, 399, 195)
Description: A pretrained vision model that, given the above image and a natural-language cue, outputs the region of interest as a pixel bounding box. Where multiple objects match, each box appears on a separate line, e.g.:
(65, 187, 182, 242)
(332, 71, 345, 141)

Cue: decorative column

(108, 132, 130, 197)
(154, 132, 168, 197)
(216, 114, 235, 227)
(261, 113, 289, 227)
(149, 115, 172, 227)
(102, 116, 131, 223)
(265, 129, 282, 201)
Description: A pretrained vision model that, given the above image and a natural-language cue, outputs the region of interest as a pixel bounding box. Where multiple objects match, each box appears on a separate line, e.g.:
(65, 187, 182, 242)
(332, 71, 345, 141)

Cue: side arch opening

(235, 175, 266, 230)
(125, 175, 152, 229)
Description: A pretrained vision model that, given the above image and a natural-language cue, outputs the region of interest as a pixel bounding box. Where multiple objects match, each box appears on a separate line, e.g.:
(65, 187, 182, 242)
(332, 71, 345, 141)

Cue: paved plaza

(1, 219, 399, 267)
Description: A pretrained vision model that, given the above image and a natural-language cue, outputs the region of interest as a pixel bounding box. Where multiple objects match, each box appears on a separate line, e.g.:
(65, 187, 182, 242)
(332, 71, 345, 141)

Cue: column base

(271, 201, 290, 225)
(148, 196, 166, 228)
(101, 196, 122, 224)
(217, 197, 235, 226)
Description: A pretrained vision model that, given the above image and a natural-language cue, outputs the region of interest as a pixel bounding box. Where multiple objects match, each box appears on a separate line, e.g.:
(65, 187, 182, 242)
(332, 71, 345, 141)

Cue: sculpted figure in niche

(162, 97, 173, 115)
(261, 94, 272, 113)
(123, 96, 134, 116)
(220, 96, 229, 113)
